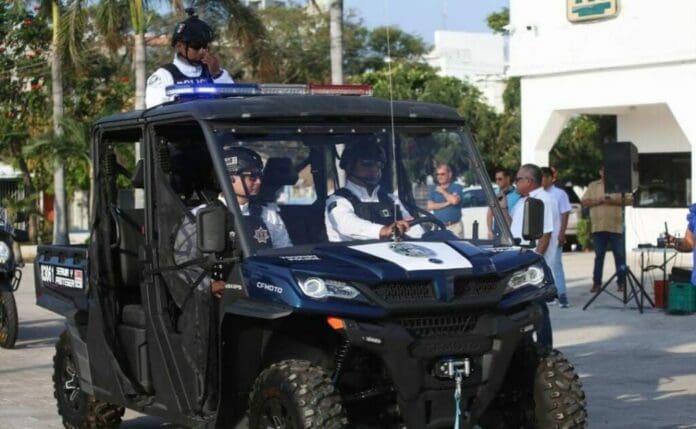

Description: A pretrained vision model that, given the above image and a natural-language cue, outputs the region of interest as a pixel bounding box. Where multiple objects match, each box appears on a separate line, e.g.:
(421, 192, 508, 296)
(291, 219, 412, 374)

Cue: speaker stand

(582, 193, 655, 313)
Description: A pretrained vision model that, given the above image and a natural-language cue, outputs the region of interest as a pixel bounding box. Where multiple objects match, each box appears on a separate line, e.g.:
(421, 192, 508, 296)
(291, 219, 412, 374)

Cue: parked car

(459, 185, 499, 238)
(560, 185, 582, 249)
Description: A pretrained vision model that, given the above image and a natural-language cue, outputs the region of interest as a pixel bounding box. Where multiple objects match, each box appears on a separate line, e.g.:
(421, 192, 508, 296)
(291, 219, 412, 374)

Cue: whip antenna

(383, 0, 400, 240)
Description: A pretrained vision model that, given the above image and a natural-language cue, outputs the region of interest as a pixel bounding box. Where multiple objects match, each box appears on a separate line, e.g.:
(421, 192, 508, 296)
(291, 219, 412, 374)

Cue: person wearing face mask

(145, 8, 234, 108)
(325, 143, 424, 242)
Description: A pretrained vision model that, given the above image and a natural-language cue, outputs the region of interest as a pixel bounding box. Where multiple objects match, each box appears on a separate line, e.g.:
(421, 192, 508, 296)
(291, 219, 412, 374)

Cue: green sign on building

(567, 0, 619, 23)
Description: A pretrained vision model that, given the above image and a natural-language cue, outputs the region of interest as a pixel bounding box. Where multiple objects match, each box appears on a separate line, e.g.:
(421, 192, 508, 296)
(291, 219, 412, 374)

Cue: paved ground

(2, 250, 696, 428)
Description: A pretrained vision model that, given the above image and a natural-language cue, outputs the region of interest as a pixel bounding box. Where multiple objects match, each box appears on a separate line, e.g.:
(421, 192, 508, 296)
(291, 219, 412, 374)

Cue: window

(634, 152, 690, 208)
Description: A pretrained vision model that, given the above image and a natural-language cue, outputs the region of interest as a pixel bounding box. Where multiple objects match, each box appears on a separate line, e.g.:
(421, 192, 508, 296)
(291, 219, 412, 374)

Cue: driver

(325, 143, 424, 241)
(145, 8, 234, 108)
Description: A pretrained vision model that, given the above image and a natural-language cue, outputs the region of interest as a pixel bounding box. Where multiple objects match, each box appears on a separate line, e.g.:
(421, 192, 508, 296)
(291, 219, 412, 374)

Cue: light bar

(308, 84, 373, 96)
(163, 83, 374, 100)
(260, 84, 308, 95)
(165, 83, 261, 98)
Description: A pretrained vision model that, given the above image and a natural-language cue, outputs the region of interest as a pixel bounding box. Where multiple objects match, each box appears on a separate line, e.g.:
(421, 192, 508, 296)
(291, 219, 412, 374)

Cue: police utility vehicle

(35, 83, 587, 428)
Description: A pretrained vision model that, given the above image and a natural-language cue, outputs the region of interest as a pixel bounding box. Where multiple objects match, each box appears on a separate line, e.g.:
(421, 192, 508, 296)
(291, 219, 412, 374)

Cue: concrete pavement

(1, 251, 696, 427)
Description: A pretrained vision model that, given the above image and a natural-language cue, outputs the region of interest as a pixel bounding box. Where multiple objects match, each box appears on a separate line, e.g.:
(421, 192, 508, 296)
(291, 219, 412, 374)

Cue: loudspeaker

(603, 142, 638, 193)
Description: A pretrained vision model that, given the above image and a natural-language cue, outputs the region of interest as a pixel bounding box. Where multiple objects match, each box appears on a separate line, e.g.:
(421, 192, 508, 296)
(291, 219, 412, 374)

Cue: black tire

(53, 331, 124, 429)
(480, 345, 587, 429)
(533, 348, 587, 428)
(0, 290, 18, 349)
(248, 359, 348, 429)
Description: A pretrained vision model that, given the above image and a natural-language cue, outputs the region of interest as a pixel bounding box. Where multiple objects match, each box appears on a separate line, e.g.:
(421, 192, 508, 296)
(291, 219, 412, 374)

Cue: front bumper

(342, 302, 544, 429)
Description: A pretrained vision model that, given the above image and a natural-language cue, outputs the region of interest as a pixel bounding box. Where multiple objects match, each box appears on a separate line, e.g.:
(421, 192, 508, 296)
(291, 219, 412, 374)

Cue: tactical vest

(161, 62, 213, 85)
(246, 203, 273, 251)
(333, 188, 402, 226)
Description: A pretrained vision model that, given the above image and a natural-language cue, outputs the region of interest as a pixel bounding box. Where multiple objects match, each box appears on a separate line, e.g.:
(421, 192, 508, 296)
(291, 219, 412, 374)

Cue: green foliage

(551, 115, 615, 186)
(577, 218, 592, 250)
(487, 7, 509, 34)
(361, 26, 429, 71)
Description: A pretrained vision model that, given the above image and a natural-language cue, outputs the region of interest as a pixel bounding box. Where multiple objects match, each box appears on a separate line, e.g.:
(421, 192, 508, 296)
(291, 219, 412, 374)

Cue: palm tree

(329, 0, 343, 84)
(50, 0, 68, 244)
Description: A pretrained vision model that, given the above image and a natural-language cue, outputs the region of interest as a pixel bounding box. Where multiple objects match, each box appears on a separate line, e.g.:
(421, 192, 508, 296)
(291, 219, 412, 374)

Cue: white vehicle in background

(459, 185, 498, 238)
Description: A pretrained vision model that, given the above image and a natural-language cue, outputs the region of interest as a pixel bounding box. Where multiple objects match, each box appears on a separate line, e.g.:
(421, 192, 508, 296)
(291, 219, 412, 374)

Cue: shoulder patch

(147, 74, 161, 86)
(328, 201, 338, 212)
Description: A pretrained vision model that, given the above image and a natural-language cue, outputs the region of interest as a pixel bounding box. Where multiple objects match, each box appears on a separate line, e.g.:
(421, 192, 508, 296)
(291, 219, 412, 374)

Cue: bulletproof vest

(246, 203, 273, 251)
(333, 188, 402, 226)
(162, 62, 213, 85)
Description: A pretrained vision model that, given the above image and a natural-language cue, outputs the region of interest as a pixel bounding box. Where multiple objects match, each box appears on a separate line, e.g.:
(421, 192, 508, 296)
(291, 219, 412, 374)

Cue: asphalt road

(2, 252, 696, 428)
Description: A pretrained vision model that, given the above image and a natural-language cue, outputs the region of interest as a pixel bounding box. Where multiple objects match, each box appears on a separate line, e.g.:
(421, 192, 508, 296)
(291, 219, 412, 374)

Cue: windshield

(212, 124, 512, 255)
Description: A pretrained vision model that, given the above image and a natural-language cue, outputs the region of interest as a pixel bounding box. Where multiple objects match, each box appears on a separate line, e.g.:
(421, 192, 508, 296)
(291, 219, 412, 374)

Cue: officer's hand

(211, 280, 225, 299)
(201, 51, 221, 77)
(379, 220, 411, 239)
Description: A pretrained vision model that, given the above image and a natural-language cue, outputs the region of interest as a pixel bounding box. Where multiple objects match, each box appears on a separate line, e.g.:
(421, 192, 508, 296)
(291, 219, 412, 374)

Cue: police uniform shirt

(325, 180, 425, 242)
(239, 201, 293, 249)
(145, 55, 234, 108)
(510, 187, 560, 267)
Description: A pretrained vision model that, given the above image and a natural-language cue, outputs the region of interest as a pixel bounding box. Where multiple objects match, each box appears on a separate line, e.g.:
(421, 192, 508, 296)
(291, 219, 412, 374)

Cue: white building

(508, 0, 696, 250)
(426, 31, 507, 112)
(241, 0, 285, 10)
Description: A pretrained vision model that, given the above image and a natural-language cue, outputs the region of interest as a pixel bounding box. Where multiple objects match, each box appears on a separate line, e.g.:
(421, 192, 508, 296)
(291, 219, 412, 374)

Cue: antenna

(383, 0, 400, 241)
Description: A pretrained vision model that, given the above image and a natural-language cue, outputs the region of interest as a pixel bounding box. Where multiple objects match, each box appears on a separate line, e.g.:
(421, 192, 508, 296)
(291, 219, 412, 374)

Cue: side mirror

(12, 229, 29, 243)
(196, 205, 227, 253)
(522, 197, 544, 241)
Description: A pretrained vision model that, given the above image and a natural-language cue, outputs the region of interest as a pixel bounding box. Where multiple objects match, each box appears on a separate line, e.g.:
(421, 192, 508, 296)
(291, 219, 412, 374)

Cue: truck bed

(34, 244, 89, 315)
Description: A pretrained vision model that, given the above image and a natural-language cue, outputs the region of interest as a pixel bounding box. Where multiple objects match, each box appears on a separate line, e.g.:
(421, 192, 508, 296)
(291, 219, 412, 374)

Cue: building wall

(508, 0, 696, 77)
(426, 31, 507, 112)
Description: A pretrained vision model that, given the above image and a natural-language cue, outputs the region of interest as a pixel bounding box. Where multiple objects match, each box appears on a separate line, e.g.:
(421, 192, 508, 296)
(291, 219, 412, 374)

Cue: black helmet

(171, 8, 215, 47)
(339, 143, 386, 170)
(222, 146, 263, 176)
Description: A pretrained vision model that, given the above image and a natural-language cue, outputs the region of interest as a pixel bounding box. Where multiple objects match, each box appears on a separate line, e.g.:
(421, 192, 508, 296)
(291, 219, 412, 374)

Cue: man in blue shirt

(487, 169, 522, 239)
(427, 163, 463, 237)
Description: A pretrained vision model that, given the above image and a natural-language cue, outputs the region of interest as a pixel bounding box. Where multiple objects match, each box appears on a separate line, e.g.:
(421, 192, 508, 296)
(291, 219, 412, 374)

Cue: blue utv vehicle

(35, 83, 586, 428)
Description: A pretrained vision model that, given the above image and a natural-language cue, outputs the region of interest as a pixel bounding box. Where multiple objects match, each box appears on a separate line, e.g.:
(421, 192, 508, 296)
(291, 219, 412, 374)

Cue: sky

(343, 0, 510, 44)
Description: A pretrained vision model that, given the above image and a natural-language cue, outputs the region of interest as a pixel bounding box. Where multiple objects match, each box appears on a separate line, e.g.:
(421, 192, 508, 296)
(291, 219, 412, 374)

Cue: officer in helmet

(325, 141, 424, 241)
(145, 8, 234, 108)
(221, 146, 292, 251)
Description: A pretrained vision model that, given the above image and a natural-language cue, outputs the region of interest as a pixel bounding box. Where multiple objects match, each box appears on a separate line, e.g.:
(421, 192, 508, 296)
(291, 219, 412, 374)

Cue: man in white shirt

(145, 9, 234, 108)
(511, 166, 560, 268)
(510, 163, 559, 348)
(542, 167, 572, 307)
(325, 144, 424, 242)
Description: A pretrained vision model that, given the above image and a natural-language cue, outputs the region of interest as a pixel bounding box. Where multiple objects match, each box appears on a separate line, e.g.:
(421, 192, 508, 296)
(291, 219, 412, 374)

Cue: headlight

(298, 277, 361, 300)
(0, 241, 10, 264)
(507, 265, 545, 291)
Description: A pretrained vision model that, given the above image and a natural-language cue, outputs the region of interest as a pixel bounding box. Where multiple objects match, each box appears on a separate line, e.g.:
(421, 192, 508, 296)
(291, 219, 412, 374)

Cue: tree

(329, 0, 343, 84)
(361, 26, 429, 71)
(50, 0, 68, 244)
(487, 7, 509, 34)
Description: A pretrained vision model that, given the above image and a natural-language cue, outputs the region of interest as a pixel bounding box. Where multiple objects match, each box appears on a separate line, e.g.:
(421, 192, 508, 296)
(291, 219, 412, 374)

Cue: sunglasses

(188, 41, 208, 50)
(436, 172, 449, 176)
(239, 171, 263, 181)
(514, 176, 530, 183)
(357, 159, 384, 169)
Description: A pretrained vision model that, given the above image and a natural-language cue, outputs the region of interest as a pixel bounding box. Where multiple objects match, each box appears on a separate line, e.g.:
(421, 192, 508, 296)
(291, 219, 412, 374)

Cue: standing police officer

(145, 9, 234, 108)
(325, 143, 424, 241)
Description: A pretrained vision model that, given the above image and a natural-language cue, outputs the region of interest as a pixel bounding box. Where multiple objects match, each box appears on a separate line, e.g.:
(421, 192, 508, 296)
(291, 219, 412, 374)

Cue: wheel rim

(260, 398, 296, 429)
(62, 356, 82, 411)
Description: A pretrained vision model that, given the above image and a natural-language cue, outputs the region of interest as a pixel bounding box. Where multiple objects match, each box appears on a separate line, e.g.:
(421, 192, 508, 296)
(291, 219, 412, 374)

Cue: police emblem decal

(381, 209, 391, 217)
(254, 227, 270, 244)
(388, 242, 436, 258)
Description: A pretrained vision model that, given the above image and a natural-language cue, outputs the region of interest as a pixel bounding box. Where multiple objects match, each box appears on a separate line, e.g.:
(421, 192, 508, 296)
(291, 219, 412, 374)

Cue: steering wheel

(406, 204, 447, 231)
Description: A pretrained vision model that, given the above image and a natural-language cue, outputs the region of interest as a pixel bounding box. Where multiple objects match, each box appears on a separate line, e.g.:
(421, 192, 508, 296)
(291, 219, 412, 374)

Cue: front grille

(372, 281, 435, 304)
(398, 314, 478, 338)
(453, 276, 501, 299)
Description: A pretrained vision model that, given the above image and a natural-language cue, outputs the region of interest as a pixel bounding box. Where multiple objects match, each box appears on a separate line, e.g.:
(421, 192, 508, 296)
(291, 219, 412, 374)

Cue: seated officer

(325, 144, 424, 241)
(221, 147, 293, 250)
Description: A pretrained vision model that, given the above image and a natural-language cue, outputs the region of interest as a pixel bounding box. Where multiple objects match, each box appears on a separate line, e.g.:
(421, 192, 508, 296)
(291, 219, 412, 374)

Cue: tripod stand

(583, 194, 655, 313)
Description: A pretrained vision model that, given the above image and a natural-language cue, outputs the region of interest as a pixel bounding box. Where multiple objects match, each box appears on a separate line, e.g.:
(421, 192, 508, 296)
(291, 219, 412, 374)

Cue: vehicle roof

(95, 95, 465, 126)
